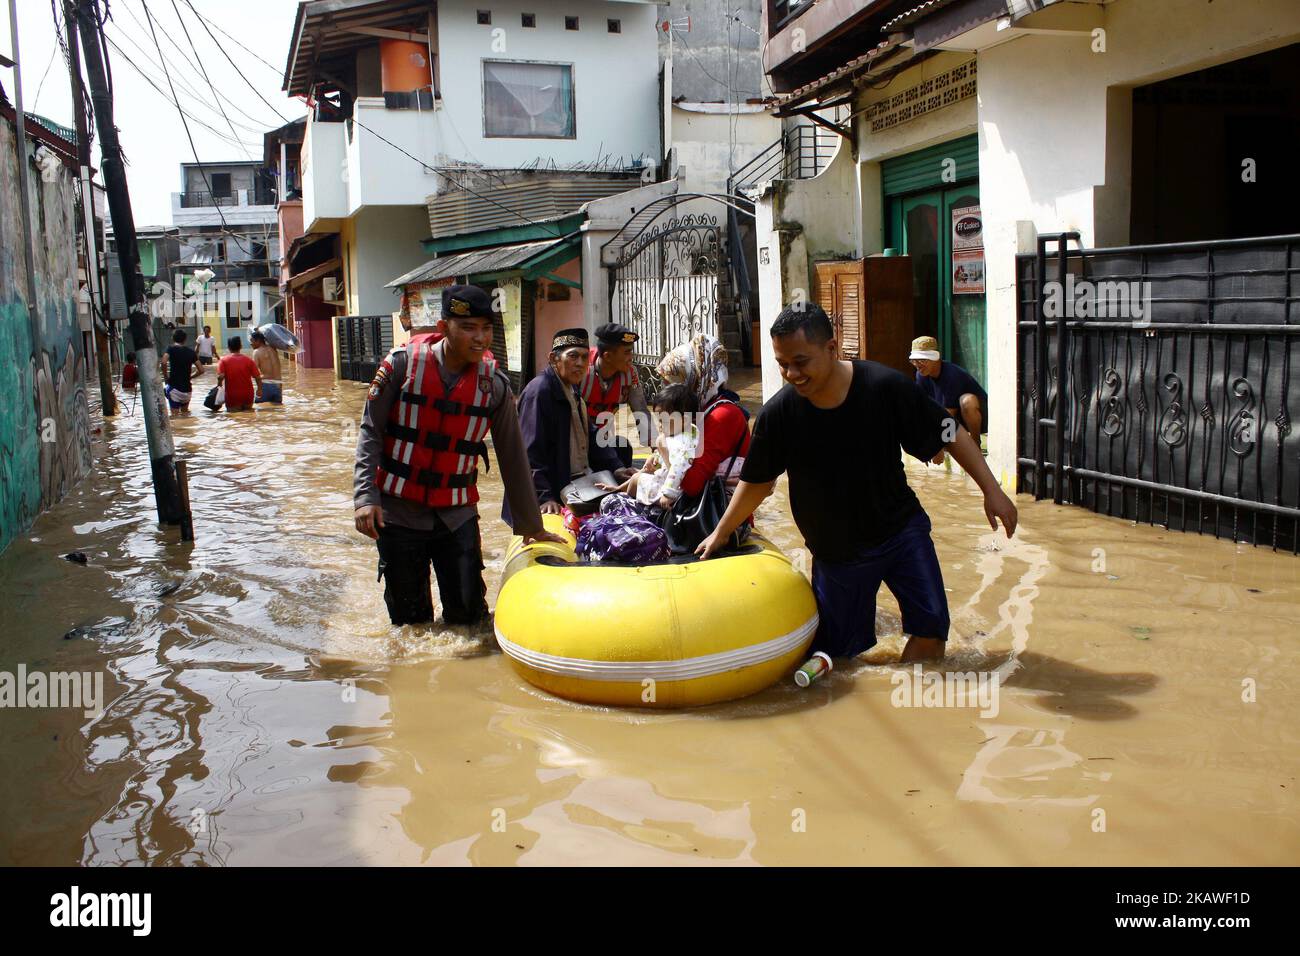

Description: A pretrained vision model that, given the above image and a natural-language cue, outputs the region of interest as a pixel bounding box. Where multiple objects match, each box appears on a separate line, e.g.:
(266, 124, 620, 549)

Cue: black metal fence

(1017, 233, 1300, 552)
(336, 315, 392, 383)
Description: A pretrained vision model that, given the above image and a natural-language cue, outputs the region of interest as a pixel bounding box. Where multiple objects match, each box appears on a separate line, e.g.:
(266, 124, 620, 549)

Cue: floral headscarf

(654, 334, 729, 408)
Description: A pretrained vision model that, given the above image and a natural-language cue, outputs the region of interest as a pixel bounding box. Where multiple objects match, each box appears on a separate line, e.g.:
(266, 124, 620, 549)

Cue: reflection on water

(1, 364, 1297, 865)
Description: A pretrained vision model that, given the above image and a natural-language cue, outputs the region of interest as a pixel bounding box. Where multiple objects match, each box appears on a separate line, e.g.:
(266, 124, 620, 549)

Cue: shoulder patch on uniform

(368, 359, 393, 400)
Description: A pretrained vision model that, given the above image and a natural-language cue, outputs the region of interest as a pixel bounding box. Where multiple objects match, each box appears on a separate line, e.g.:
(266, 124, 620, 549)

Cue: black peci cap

(441, 284, 496, 319)
(552, 327, 589, 351)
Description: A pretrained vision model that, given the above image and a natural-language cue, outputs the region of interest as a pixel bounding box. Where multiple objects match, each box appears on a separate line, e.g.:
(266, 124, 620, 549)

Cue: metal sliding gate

(1017, 233, 1300, 552)
(609, 214, 722, 395)
(335, 314, 393, 383)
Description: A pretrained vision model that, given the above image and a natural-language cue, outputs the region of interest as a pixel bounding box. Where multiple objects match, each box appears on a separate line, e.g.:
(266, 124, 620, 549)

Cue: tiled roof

(773, 38, 904, 108)
(882, 0, 966, 32)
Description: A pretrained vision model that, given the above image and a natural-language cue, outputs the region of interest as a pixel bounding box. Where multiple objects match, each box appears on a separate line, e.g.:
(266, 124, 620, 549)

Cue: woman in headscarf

(654, 333, 751, 501)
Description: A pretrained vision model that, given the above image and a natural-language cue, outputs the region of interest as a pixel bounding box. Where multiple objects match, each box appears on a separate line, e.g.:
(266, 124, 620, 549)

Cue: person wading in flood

(217, 337, 262, 412)
(250, 330, 284, 404)
(196, 325, 219, 366)
(696, 304, 1017, 664)
(909, 334, 988, 465)
(354, 284, 564, 626)
(161, 329, 203, 417)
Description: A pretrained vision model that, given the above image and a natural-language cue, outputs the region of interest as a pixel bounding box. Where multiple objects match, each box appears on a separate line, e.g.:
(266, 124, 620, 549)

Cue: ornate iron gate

(609, 214, 722, 394)
(1017, 233, 1300, 552)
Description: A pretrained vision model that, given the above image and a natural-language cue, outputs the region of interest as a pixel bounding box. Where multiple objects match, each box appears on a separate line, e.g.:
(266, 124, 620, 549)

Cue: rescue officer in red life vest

(580, 323, 655, 469)
(353, 284, 564, 626)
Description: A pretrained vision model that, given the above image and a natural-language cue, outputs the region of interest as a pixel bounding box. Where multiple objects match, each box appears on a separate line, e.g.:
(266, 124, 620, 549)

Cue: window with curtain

(483, 60, 575, 139)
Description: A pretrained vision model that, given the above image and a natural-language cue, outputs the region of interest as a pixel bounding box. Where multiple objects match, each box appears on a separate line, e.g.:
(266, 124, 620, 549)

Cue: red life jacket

(374, 339, 497, 508)
(580, 347, 635, 420)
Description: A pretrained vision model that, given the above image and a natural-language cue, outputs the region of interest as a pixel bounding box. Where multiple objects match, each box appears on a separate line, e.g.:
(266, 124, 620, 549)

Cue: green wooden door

(887, 184, 986, 386)
(883, 134, 986, 385)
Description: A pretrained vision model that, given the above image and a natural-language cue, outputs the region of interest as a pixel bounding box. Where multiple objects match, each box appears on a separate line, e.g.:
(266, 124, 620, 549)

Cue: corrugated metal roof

(386, 238, 571, 288)
(427, 176, 639, 240)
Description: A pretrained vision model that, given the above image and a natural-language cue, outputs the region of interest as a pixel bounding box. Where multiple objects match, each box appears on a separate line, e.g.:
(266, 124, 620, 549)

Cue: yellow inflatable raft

(495, 515, 818, 707)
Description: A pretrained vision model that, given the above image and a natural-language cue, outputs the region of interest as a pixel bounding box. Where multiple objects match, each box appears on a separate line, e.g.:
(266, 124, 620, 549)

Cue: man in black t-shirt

(697, 304, 1017, 663)
(160, 328, 202, 417)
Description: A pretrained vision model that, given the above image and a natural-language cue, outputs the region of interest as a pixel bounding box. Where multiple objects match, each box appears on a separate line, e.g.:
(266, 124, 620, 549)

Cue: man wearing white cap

(909, 335, 987, 465)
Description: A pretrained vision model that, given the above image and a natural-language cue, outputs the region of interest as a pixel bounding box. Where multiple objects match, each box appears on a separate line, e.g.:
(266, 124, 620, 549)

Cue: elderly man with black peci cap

(580, 322, 656, 469)
(353, 283, 564, 627)
(510, 326, 638, 524)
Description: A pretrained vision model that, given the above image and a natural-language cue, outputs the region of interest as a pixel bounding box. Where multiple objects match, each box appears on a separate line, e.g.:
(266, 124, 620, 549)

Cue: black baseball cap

(594, 323, 638, 347)
(441, 284, 495, 319)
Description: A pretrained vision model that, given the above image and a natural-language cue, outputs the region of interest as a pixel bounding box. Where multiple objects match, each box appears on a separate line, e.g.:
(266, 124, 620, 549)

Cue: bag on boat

(576, 512, 670, 564)
(561, 470, 617, 517)
(598, 492, 644, 518)
(659, 428, 749, 555)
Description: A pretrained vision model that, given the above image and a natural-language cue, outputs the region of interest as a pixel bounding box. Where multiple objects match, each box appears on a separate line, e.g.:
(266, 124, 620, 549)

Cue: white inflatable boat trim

(495, 613, 819, 682)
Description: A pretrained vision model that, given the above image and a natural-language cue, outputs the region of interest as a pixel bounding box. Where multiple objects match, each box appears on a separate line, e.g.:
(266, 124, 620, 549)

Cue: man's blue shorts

(810, 509, 950, 658)
(256, 381, 283, 404)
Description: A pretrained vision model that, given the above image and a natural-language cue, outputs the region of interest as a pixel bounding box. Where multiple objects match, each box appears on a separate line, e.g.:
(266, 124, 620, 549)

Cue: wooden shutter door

(813, 260, 865, 359)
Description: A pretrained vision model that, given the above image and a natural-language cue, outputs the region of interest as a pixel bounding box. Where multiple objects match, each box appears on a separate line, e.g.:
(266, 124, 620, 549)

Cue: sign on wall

(951, 205, 984, 295)
(499, 277, 523, 373)
(403, 278, 454, 326)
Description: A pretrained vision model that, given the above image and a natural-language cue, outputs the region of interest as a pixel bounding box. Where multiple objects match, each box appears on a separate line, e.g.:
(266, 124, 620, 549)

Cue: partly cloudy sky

(2, 0, 305, 226)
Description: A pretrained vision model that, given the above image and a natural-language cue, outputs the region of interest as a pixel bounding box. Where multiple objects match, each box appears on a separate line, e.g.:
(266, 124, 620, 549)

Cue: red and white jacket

(579, 346, 636, 421)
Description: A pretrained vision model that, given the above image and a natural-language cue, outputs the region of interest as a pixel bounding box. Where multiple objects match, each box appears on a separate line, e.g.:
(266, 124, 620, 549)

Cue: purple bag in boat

(598, 492, 644, 518)
(576, 512, 671, 564)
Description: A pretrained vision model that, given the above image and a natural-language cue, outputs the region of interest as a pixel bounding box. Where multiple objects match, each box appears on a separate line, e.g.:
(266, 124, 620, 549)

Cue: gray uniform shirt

(353, 340, 543, 536)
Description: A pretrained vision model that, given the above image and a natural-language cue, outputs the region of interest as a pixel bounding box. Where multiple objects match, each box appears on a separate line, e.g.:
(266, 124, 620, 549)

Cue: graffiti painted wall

(0, 117, 92, 554)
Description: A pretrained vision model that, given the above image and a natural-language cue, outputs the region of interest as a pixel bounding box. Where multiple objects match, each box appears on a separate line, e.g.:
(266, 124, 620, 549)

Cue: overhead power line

(140, 0, 256, 256)
(181, 0, 282, 76)
(99, 32, 260, 151)
(167, 0, 249, 159)
(105, 9, 276, 135)
(176, 0, 290, 124)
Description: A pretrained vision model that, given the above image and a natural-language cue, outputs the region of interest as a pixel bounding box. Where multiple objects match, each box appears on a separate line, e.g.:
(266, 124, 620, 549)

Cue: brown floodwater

(1, 363, 1296, 865)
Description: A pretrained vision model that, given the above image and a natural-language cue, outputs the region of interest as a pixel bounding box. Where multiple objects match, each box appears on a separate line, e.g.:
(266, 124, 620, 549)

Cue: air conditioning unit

(322, 277, 338, 301)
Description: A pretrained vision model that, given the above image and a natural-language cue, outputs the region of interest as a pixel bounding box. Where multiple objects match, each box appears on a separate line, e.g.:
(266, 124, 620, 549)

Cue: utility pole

(63, 0, 115, 416)
(75, 0, 183, 524)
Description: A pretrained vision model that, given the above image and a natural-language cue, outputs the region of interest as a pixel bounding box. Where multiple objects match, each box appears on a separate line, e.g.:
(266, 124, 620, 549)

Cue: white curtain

(484, 62, 573, 137)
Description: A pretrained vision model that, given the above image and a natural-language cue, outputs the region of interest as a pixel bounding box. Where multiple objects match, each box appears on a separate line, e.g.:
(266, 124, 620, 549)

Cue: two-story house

(282, 0, 664, 382)
(162, 160, 283, 347)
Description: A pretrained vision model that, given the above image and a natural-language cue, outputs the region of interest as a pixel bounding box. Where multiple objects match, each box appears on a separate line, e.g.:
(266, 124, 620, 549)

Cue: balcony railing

(180, 189, 278, 209)
(727, 123, 841, 196)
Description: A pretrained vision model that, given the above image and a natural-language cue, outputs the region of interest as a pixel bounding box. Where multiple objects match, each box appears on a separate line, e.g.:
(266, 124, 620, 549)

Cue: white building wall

(670, 106, 782, 197)
(351, 206, 434, 317)
(435, 0, 660, 169)
(301, 118, 348, 229)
